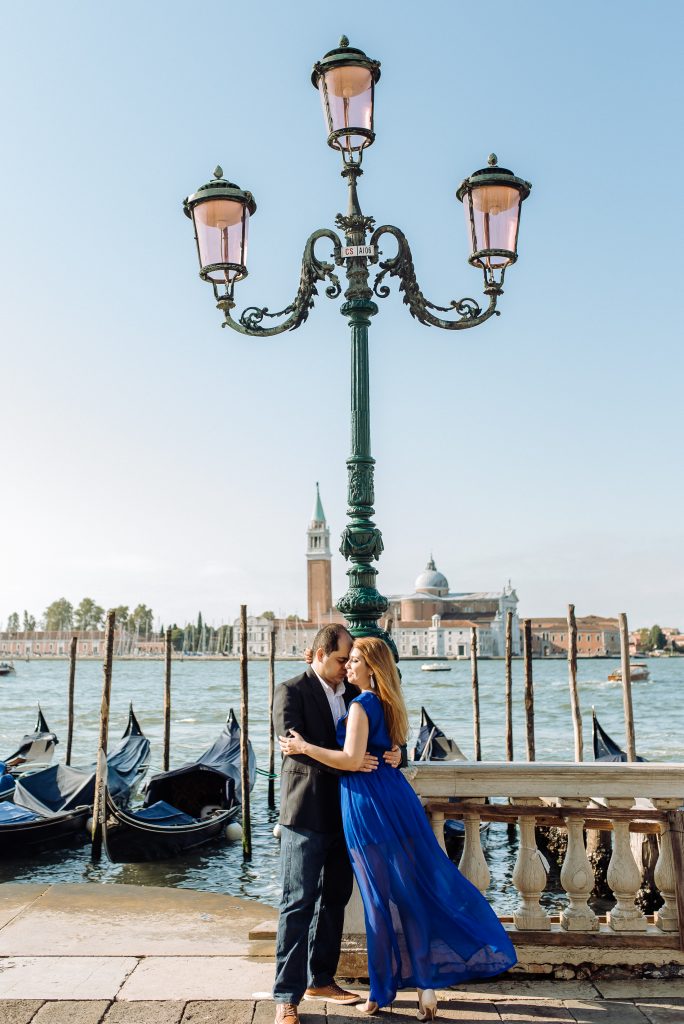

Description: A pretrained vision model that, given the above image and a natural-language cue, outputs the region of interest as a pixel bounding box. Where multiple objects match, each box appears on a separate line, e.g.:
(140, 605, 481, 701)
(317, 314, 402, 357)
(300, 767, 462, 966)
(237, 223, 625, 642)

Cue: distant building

(389, 614, 494, 659)
(386, 558, 521, 657)
(528, 616, 620, 657)
(0, 630, 165, 658)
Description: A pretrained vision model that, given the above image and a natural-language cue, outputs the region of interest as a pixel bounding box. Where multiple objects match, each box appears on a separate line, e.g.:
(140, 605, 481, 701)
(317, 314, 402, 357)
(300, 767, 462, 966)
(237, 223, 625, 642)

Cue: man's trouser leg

(273, 825, 334, 1003)
(308, 829, 353, 989)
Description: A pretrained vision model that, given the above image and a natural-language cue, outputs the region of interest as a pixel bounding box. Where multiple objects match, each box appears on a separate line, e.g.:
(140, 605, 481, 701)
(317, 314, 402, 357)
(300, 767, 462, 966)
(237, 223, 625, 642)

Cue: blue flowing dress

(337, 690, 516, 1008)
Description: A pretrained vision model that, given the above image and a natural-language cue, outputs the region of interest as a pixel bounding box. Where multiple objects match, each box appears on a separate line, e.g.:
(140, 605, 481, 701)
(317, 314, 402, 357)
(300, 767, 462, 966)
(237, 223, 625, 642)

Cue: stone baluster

(430, 809, 446, 853)
(559, 798, 598, 931)
(653, 798, 682, 932)
(512, 799, 551, 930)
(606, 798, 648, 931)
(459, 800, 490, 894)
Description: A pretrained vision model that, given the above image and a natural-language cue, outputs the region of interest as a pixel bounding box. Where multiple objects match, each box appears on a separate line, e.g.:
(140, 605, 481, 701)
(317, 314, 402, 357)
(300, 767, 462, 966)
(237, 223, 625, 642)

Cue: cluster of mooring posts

(459, 606, 640, 765)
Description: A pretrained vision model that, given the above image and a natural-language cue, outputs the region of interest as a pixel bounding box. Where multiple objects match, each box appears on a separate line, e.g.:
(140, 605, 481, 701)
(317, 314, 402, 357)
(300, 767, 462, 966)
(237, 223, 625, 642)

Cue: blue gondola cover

(131, 801, 197, 827)
(0, 801, 40, 824)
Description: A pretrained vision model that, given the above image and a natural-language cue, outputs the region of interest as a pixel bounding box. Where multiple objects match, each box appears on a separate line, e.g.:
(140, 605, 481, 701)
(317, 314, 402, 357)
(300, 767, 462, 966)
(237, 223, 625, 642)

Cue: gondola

(0, 708, 59, 801)
(592, 708, 646, 762)
(103, 708, 255, 862)
(411, 706, 489, 858)
(0, 705, 150, 856)
(412, 706, 467, 763)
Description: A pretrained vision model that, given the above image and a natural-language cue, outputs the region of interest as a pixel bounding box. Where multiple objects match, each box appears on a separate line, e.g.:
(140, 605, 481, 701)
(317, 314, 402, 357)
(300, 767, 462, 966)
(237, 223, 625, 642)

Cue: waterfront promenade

(1, 883, 683, 1023)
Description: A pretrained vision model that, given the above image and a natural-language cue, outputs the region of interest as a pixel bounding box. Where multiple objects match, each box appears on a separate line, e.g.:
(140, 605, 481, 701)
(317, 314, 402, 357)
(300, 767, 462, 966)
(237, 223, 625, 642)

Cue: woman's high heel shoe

(417, 988, 438, 1021)
(356, 999, 379, 1016)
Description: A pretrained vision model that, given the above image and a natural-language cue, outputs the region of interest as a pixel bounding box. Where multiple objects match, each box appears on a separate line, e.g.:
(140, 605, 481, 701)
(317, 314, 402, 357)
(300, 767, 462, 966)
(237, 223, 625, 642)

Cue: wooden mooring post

(163, 626, 172, 772)
(470, 626, 481, 761)
(267, 627, 276, 810)
(504, 610, 514, 761)
(567, 604, 583, 761)
(619, 612, 637, 762)
(91, 609, 115, 861)
(522, 618, 535, 761)
(240, 604, 252, 859)
(65, 635, 78, 766)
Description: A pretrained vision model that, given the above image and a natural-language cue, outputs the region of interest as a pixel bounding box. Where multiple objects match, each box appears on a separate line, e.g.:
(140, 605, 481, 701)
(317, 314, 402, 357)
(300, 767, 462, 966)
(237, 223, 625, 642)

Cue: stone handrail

(406, 761, 684, 941)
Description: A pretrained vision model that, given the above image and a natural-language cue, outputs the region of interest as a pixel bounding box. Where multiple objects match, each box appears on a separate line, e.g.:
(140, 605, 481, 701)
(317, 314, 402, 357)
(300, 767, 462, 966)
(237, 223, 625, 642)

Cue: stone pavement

(4, 995, 684, 1023)
(1, 884, 683, 1023)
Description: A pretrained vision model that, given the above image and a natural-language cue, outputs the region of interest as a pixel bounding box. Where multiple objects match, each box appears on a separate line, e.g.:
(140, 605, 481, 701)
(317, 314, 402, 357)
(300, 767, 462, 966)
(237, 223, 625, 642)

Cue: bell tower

(307, 482, 332, 625)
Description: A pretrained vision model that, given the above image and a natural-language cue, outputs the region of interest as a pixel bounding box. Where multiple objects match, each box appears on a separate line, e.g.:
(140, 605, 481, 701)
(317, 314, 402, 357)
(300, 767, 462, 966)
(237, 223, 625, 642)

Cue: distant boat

(0, 661, 15, 676)
(103, 708, 255, 863)
(592, 708, 646, 762)
(420, 663, 452, 672)
(607, 663, 649, 682)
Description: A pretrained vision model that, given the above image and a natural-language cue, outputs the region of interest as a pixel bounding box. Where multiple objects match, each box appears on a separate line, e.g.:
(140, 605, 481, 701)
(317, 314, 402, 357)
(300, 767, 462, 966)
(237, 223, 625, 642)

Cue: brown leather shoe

(274, 1002, 300, 1024)
(303, 983, 362, 1003)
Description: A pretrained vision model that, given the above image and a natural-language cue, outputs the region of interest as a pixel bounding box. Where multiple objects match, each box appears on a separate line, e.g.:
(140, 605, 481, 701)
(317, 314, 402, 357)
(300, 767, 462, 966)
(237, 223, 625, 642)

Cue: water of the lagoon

(1, 656, 682, 914)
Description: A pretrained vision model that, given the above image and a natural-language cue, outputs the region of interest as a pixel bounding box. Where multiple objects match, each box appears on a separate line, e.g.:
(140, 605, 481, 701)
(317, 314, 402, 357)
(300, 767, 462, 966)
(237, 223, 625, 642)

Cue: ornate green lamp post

(183, 37, 531, 659)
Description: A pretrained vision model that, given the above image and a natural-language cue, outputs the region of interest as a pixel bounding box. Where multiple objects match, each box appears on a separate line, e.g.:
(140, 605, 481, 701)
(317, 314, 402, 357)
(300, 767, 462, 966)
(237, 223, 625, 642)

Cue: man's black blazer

(273, 666, 360, 833)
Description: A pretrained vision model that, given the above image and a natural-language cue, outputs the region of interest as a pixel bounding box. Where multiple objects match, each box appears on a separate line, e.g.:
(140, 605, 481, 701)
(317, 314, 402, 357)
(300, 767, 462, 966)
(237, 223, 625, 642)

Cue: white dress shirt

(313, 669, 347, 725)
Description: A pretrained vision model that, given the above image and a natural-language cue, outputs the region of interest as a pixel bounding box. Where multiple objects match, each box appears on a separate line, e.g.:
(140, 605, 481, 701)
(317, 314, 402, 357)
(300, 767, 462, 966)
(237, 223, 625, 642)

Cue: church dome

(415, 557, 449, 596)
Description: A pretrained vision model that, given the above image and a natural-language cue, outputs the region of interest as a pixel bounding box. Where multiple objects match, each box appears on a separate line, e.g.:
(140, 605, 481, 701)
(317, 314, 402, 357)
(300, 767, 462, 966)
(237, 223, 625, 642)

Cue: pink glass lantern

(457, 155, 531, 286)
(312, 37, 381, 156)
(183, 167, 257, 287)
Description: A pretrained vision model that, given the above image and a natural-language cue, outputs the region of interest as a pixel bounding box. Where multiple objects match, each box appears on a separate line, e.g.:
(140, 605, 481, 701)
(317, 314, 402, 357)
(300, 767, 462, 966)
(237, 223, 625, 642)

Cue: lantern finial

(339, 35, 349, 47)
(488, 153, 497, 167)
(213, 165, 224, 180)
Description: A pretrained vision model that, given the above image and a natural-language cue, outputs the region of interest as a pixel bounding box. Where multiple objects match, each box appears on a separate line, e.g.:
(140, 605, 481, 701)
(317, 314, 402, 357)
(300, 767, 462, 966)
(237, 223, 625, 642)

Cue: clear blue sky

(2, 1, 682, 630)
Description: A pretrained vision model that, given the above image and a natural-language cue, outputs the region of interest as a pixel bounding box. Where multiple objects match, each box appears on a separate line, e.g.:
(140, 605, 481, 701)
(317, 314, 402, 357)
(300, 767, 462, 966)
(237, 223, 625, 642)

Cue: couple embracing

(272, 623, 515, 1023)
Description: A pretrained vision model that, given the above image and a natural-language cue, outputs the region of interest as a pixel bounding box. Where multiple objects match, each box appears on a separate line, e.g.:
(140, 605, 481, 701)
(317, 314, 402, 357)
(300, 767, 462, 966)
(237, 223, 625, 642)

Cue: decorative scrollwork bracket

(217, 228, 344, 336)
(369, 225, 500, 330)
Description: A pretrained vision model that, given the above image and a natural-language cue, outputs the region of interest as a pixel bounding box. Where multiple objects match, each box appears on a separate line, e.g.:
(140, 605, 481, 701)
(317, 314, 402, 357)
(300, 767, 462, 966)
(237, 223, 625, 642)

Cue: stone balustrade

(406, 761, 684, 954)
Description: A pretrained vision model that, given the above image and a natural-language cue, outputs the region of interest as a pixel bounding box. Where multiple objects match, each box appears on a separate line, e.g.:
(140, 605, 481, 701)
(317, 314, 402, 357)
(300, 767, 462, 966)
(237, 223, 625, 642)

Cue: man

(272, 623, 400, 1024)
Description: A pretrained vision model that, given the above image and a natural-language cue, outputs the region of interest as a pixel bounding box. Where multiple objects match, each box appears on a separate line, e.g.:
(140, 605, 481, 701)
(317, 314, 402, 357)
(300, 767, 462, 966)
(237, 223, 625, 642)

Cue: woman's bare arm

(279, 702, 370, 772)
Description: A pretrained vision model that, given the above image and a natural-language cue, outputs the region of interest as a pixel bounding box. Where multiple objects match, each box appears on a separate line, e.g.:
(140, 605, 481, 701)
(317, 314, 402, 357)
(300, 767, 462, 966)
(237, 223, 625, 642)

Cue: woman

(280, 637, 516, 1018)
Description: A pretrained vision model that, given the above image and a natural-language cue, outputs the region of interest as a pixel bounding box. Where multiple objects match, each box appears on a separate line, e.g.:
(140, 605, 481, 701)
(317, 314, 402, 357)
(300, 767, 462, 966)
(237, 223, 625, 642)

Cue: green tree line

(5, 604, 235, 653)
(5, 599, 155, 635)
(637, 624, 668, 652)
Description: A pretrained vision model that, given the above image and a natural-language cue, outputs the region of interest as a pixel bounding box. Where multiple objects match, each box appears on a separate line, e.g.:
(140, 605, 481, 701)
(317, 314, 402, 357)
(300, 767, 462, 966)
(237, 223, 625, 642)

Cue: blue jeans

(273, 825, 353, 1003)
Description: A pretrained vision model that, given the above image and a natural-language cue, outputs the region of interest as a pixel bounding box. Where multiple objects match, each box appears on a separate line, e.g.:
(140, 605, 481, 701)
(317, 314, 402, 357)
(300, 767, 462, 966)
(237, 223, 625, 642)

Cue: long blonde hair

(353, 637, 408, 747)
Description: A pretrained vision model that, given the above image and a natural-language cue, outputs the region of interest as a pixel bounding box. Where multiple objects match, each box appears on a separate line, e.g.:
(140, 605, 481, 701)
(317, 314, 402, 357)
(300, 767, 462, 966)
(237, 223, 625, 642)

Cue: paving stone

(118, 957, 272, 1001)
(453, 981, 599, 1000)
(496, 1001, 575, 1021)
(104, 1001, 185, 1024)
(0, 960, 138, 1000)
(564, 999, 649, 1023)
(634, 1000, 684, 1024)
(182, 1002, 254, 1024)
(251, 1002, 277, 1024)
(597, 981, 684, 999)
(437, 998, 503, 1020)
(325, 1006, 368, 1024)
(32, 1002, 111, 1024)
(0, 1000, 45, 1024)
(0, 885, 276, 958)
(0, 888, 50, 930)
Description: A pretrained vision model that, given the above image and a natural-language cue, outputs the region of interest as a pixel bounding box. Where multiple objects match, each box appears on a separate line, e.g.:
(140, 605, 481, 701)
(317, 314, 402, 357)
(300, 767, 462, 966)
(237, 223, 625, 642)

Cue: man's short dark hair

(312, 623, 352, 657)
